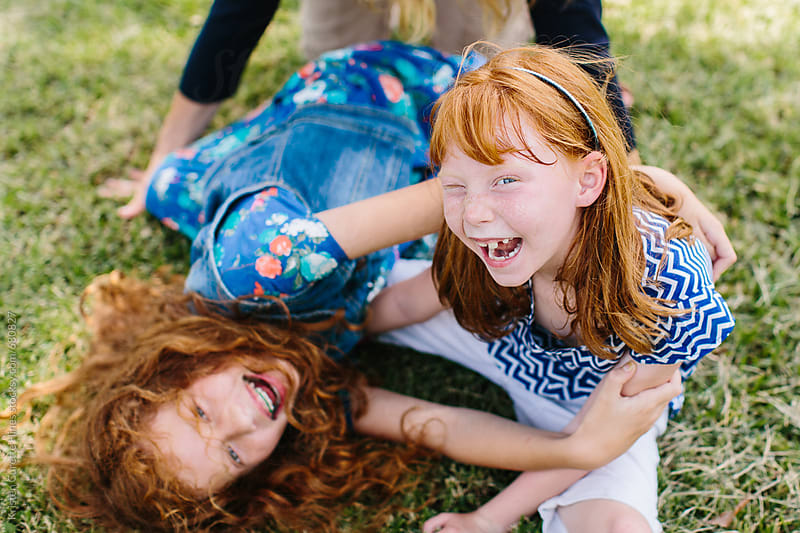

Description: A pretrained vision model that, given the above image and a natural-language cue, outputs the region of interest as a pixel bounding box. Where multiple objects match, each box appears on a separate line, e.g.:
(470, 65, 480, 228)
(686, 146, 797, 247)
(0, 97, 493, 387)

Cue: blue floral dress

(147, 41, 461, 301)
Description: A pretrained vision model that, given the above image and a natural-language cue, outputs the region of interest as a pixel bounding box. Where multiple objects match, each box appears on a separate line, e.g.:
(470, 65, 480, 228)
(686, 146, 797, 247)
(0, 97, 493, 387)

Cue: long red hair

(431, 44, 692, 358)
(5, 272, 422, 532)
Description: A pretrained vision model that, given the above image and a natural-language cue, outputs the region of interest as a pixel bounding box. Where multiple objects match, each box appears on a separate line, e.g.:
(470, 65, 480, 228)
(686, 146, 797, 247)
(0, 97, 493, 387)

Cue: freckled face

(439, 124, 585, 287)
(149, 361, 295, 492)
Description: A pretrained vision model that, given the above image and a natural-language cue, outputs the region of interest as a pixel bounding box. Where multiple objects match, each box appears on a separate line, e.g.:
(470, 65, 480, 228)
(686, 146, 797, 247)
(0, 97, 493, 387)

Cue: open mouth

(477, 238, 522, 261)
(244, 375, 283, 420)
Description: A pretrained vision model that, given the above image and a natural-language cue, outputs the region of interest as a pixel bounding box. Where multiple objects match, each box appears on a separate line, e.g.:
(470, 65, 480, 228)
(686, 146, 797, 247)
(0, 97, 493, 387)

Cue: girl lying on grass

(370, 44, 735, 533)
(6, 41, 731, 532)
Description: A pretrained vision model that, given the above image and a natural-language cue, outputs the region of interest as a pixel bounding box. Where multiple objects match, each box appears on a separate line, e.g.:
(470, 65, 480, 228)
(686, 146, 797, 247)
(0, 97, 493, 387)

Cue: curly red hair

(7, 272, 423, 532)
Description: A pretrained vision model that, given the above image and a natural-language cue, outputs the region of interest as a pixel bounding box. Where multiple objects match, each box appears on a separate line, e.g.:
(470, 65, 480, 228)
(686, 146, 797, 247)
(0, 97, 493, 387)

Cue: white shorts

(521, 392, 668, 533)
(379, 259, 669, 533)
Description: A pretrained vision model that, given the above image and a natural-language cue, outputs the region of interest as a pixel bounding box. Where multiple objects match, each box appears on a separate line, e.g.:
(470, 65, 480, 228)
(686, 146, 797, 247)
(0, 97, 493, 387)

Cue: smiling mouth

(244, 375, 282, 420)
(477, 238, 522, 261)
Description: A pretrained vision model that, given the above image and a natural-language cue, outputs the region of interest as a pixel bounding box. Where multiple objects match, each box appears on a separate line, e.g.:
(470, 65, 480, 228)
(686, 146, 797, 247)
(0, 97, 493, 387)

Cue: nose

(217, 402, 256, 441)
(462, 191, 494, 226)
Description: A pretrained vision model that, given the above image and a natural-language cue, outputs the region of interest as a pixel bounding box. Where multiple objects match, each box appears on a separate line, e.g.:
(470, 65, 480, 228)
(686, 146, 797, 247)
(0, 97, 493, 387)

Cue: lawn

(2, 0, 799, 531)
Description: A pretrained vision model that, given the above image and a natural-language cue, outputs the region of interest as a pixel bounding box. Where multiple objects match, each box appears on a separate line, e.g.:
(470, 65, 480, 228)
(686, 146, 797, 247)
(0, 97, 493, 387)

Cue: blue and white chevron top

(488, 208, 735, 415)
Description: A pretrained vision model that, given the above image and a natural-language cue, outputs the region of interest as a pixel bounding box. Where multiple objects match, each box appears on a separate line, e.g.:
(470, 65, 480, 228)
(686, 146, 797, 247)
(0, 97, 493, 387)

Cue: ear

(575, 151, 607, 208)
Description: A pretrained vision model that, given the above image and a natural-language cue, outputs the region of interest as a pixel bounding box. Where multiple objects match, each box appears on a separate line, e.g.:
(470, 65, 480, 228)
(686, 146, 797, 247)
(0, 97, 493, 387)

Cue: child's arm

(366, 266, 444, 333)
(354, 387, 578, 471)
(620, 362, 682, 396)
(316, 178, 443, 260)
(353, 362, 681, 473)
(318, 181, 446, 332)
(100, 93, 222, 220)
(613, 353, 682, 397)
(632, 164, 736, 280)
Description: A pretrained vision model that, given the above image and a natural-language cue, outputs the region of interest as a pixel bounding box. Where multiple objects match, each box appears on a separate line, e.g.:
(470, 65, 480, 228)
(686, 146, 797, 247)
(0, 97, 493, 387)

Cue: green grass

(2, 0, 799, 531)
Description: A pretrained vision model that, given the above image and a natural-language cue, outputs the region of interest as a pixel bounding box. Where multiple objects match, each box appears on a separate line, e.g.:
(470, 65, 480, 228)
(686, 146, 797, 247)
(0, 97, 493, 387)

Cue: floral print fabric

(147, 41, 462, 297)
(215, 187, 346, 297)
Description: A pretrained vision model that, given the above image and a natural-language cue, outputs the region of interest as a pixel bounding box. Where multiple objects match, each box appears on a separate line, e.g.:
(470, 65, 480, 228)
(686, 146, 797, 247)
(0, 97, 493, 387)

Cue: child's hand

(423, 510, 506, 533)
(97, 168, 150, 219)
(692, 206, 736, 281)
(567, 360, 681, 469)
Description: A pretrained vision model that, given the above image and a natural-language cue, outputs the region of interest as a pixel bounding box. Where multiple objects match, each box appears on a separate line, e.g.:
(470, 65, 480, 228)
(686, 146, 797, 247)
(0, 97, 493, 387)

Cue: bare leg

(558, 499, 653, 533)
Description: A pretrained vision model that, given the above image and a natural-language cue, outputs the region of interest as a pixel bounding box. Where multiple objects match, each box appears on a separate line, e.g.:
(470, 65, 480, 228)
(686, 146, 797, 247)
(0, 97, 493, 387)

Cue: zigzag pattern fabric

(488, 208, 735, 415)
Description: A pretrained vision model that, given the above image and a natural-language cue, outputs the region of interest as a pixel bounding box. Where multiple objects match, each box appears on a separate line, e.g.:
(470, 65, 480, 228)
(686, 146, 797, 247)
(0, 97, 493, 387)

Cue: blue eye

(228, 447, 243, 465)
(195, 405, 208, 420)
(497, 176, 517, 185)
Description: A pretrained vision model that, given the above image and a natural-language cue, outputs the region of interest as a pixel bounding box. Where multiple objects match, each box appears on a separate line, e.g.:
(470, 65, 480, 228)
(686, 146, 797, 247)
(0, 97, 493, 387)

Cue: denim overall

(183, 103, 419, 354)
